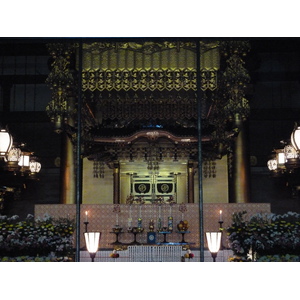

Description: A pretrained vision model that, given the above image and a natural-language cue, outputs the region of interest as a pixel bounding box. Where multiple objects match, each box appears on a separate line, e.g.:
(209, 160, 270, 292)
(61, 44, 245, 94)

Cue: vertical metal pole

(75, 40, 83, 262)
(196, 40, 205, 262)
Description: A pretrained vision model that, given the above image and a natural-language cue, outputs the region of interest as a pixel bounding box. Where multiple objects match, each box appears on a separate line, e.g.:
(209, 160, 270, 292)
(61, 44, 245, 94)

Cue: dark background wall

(247, 39, 300, 213)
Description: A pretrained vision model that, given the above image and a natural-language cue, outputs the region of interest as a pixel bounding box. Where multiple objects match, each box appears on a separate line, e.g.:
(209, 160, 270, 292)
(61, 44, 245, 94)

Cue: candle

(219, 210, 223, 222)
(85, 211, 88, 222)
(158, 217, 162, 230)
(128, 217, 132, 228)
(138, 218, 142, 228)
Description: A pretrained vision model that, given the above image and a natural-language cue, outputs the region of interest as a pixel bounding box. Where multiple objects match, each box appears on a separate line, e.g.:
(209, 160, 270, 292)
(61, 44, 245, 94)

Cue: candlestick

(218, 220, 224, 250)
(138, 217, 142, 228)
(218, 220, 223, 230)
(128, 217, 132, 228)
(84, 221, 89, 232)
(168, 216, 173, 231)
(158, 217, 162, 231)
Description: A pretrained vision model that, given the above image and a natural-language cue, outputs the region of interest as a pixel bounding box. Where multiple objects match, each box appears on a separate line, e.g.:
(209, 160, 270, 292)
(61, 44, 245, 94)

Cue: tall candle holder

(138, 217, 142, 228)
(155, 196, 164, 232)
(126, 194, 134, 230)
(206, 232, 222, 262)
(218, 210, 224, 250)
(84, 221, 89, 232)
(167, 195, 175, 231)
(113, 204, 121, 227)
(218, 220, 223, 230)
(84, 211, 89, 232)
(135, 196, 145, 230)
(84, 231, 101, 262)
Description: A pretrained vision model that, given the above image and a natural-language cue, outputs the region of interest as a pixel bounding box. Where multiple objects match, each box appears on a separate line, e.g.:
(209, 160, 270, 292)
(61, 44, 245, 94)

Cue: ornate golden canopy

(45, 39, 251, 169)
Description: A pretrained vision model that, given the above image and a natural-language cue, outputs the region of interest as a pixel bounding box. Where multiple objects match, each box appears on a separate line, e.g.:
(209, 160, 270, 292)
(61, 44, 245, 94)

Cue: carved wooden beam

(94, 129, 209, 144)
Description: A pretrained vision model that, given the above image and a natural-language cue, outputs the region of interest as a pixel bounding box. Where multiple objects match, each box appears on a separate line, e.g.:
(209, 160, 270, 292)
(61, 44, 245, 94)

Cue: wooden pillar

(113, 161, 120, 204)
(59, 131, 76, 204)
(59, 95, 76, 205)
(187, 161, 195, 203)
(230, 113, 250, 203)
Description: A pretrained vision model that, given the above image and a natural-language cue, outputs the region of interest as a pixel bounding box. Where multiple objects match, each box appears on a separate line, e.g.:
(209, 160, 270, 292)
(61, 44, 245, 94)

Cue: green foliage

(257, 254, 300, 262)
(0, 214, 75, 260)
(227, 211, 300, 261)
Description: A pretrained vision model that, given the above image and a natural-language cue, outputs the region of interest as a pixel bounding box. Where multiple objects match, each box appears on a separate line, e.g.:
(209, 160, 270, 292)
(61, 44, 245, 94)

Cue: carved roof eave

(93, 129, 209, 144)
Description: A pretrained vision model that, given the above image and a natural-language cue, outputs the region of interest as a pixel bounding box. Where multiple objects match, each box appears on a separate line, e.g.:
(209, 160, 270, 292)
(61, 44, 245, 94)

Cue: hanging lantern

(291, 125, 300, 152)
(284, 144, 298, 159)
(267, 158, 277, 171)
(29, 156, 41, 178)
(18, 151, 32, 174)
(5, 145, 21, 172)
(274, 148, 286, 169)
(284, 144, 300, 169)
(29, 161, 41, 173)
(268, 125, 300, 178)
(0, 129, 13, 157)
(267, 148, 286, 176)
(19, 153, 30, 168)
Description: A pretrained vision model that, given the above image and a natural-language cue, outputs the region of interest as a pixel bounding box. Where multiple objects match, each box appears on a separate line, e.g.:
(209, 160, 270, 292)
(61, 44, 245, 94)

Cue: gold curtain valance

(82, 68, 197, 92)
(81, 41, 220, 92)
(82, 42, 196, 70)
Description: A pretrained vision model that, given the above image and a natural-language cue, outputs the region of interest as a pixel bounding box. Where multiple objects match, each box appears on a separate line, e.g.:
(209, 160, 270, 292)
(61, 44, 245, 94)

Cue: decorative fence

(80, 247, 234, 262)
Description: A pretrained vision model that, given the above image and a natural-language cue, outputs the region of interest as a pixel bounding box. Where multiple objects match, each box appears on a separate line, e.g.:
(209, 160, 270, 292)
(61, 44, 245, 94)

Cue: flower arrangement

(0, 255, 72, 262)
(0, 213, 75, 261)
(109, 250, 119, 258)
(227, 211, 300, 261)
(228, 256, 244, 262)
(181, 249, 194, 261)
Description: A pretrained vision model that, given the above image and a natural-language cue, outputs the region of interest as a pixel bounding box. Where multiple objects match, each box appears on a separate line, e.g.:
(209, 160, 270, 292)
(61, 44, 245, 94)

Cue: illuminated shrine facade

(45, 39, 251, 205)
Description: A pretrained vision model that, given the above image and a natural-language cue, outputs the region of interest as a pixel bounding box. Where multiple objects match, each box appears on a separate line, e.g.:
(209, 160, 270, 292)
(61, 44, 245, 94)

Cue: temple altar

(35, 202, 270, 250)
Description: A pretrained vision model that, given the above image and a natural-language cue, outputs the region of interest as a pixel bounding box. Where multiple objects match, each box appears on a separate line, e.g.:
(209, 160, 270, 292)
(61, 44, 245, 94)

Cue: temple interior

(1, 37, 300, 262)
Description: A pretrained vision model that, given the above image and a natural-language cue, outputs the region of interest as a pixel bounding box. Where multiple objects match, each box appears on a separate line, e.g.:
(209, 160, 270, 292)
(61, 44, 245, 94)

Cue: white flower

(9, 215, 19, 221)
(38, 236, 47, 243)
(26, 214, 34, 220)
(0, 215, 7, 221)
